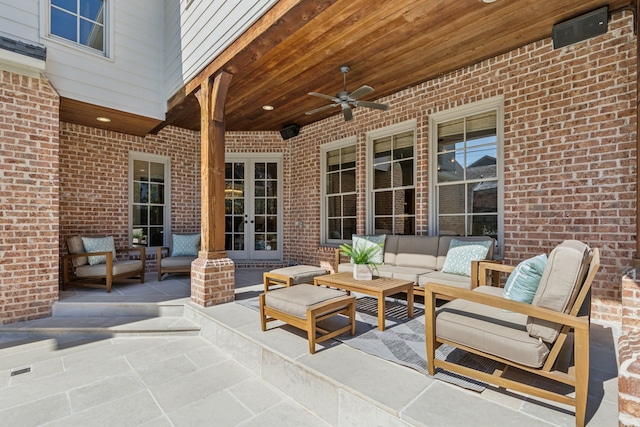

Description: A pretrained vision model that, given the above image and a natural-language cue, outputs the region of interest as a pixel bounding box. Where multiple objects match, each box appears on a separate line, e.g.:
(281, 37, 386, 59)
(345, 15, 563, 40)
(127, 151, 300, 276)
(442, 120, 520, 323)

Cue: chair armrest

(425, 282, 588, 330)
(477, 260, 511, 286)
(334, 248, 342, 272)
(157, 247, 170, 259)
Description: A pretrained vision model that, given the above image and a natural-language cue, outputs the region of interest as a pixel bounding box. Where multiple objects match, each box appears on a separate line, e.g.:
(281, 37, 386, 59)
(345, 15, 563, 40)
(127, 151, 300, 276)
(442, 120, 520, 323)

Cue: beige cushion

(337, 263, 354, 274)
(527, 240, 591, 343)
(436, 286, 550, 368)
(375, 265, 434, 284)
(66, 236, 88, 267)
(75, 260, 143, 278)
(268, 265, 327, 285)
(418, 270, 472, 290)
(161, 256, 194, 268)
(382, 235, 400, 265)
(393, 235, 439, 269)
(264, 284, 348, 319)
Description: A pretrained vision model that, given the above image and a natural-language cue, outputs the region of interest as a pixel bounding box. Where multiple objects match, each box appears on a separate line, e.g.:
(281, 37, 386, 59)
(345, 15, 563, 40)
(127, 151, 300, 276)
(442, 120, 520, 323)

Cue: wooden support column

(196, 71, 232, 257)
(191, 71, 235, 307)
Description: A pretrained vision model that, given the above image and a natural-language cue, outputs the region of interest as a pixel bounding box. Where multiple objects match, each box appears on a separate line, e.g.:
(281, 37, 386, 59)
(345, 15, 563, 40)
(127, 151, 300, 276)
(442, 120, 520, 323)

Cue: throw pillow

(503, 254, 548, 304)
(81, 236, 117, 265)
(351, 234, 386, 264)
(441, 239, 492, 277)
(172, 233, 201, 257)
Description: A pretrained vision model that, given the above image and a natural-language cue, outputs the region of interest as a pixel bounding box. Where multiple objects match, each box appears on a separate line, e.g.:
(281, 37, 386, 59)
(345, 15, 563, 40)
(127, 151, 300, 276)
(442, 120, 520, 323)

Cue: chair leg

(307, 312, 317, 354)
(349, 299, 356, 336)
(158, 269, 163, 282)
(574, 322, 590, 427)
(259, 294, 267, 331)
(425, 289, 438, 375)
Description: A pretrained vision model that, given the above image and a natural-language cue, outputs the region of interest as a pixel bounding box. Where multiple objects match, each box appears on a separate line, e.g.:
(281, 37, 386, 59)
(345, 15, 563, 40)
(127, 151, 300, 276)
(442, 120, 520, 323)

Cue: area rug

(236, 295, 499, 392)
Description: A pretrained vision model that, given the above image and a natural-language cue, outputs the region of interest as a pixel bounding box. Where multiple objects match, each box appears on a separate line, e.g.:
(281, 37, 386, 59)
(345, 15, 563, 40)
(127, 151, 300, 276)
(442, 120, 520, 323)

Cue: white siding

(163, 0, 278, 99)
(0, 0, 40, 43)
(40, 0, 165, 119)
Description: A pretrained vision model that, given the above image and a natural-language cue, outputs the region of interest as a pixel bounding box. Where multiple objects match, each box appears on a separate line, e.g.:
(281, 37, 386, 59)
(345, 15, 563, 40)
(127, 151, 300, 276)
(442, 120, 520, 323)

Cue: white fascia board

(0, 48, 45, 78)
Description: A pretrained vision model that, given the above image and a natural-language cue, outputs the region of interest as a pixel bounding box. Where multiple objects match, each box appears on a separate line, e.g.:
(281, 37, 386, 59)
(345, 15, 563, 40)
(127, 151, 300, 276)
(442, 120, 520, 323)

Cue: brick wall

(267, 11, 636, 322)
(0, 71, 59, 325)
(59, 123, 201, 272)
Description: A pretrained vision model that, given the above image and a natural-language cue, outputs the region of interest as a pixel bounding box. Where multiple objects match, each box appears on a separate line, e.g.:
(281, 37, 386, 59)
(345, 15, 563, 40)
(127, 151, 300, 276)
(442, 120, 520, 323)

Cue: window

(430, 97, 503, 255)
(50, 0, 106, 54)
(321, 139, 357, 244)
(369, 124, 416, 235)
(129, 153, 171, 248)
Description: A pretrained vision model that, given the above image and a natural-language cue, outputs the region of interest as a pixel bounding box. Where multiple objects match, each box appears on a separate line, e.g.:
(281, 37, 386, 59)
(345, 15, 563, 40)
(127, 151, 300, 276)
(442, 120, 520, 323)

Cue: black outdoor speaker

(552, 7, 608, 49)
(280, 124, 300, 140)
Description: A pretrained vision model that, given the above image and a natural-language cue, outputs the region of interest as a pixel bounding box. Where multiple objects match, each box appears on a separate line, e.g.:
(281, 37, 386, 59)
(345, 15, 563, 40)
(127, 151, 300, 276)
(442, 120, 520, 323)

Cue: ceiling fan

(306, 66, 389, 121)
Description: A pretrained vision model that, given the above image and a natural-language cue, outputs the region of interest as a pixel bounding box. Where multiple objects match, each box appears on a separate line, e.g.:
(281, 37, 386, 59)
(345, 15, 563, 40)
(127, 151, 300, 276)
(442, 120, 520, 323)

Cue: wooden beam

(195, 71, 233, 257)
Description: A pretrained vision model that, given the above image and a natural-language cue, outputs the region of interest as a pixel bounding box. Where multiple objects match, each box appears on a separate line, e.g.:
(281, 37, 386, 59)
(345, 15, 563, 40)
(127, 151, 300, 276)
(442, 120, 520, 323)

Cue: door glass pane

(225, 162, 246, 252)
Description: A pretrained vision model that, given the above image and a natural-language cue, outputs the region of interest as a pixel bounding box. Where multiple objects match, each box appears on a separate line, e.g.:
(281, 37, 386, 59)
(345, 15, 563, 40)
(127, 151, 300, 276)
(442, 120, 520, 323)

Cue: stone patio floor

(0, 269, 620, 426)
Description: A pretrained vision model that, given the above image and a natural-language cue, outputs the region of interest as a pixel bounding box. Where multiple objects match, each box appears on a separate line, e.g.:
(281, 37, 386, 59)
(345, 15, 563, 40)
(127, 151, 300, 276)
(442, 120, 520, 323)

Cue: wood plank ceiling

(60, 0, 634, 136)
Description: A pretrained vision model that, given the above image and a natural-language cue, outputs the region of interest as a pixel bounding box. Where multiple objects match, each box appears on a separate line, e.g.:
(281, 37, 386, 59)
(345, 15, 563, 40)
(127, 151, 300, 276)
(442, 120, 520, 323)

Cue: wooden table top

(314, 272, 413, 292)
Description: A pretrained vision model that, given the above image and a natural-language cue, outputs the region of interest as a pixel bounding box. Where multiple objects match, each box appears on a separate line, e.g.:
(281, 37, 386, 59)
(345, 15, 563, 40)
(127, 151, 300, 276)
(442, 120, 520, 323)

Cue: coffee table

(313, 272, 414, 331)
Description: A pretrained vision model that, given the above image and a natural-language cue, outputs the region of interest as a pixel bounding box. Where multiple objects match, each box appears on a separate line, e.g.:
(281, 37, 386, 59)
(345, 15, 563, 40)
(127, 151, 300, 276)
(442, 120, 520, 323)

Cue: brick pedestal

(619, 269, 640, 426)
(190, 256, 235, 307)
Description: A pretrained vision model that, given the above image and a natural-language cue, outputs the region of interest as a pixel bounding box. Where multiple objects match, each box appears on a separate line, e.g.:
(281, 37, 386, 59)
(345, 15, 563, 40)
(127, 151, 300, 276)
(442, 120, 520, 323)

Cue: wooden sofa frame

(424, 248, 600, 427)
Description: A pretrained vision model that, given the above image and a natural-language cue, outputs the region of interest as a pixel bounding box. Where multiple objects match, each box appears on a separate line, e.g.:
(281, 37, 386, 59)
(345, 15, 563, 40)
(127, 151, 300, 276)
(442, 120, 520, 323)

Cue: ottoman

(259, 284, 356, 354)
(263, 265, 328, 292)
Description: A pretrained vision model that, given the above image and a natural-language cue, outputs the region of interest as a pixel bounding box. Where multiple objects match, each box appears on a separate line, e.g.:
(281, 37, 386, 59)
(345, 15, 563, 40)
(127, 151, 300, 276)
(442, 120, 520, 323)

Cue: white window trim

(40, 0, 114, 59)
(320, 136, 357, 246)
(128, 152, 171, 248)
(428, 96, 505, 257)
(366, 119, 418, 235)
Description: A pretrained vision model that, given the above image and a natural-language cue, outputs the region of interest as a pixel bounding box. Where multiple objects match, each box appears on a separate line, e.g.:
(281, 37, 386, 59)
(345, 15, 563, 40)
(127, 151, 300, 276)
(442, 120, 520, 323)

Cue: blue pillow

(441, 239, 492, 277)
(503, 254, 548, 304)
(81, 236, 117, 265)
(172, 233, 200, 257)
(351, 234, 386, 264)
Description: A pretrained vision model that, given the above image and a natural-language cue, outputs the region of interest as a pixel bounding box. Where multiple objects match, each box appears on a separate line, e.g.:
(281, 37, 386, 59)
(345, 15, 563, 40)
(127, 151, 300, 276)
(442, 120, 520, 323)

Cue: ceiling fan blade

(308, 92, 340, 102)
(305, 104, 339, 115)
(348, 85, 374, 100)
(355, 100, 389, 111)
(342, 105, 353, 121)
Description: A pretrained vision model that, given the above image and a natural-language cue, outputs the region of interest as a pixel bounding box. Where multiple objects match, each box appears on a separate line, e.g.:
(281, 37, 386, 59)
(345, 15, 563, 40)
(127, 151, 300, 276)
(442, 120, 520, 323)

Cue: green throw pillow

(351, 234, 386, 265)
(441, 239, 492, 277)
(503, 254, 548, 304)
(81, 236, 117, 265)
(172, 233, 201, 257)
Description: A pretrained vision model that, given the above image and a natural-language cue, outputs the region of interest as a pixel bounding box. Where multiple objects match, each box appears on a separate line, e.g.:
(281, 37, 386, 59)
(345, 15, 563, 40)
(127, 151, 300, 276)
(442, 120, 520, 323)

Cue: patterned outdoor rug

(236, 294, 499, 392)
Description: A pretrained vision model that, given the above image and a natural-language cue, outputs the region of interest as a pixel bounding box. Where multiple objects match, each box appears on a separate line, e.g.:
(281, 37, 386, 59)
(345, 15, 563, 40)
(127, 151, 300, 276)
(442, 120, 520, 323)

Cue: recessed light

(482, 0, 497, 3)
(262, 105, 274, 111)
(96, 117, 111, 122)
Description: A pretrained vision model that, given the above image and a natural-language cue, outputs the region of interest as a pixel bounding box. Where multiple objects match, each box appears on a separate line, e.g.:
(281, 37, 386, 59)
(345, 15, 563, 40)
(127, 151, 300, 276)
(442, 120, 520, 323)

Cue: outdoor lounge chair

(425, 240, 600, 427)
(61, 235, 146, 293)
(156, 233, 200, 281)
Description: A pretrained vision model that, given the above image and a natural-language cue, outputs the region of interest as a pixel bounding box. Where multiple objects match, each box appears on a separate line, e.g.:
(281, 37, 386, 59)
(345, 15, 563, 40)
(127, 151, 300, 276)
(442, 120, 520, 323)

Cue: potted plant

(339, 238, 383, 280)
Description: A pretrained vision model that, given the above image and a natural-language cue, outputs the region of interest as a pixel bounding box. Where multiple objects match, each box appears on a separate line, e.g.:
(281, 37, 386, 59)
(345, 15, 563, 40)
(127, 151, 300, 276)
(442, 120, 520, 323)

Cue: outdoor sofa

(334, 234, 496, 297)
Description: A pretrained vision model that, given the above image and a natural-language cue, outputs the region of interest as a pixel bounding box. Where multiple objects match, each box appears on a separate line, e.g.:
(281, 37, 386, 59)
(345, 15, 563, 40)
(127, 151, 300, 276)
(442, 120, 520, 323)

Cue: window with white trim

(322, 139, 357, 244)
(49, 0, 106, 54)
(430, 98, 503, 256)
(129, 153, 171, 248)
(369, 126, 416, 235)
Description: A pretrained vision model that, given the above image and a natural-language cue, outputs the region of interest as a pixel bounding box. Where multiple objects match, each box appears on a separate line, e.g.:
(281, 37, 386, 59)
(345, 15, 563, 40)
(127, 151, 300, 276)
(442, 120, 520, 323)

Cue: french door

(225, 155, 282, 261)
